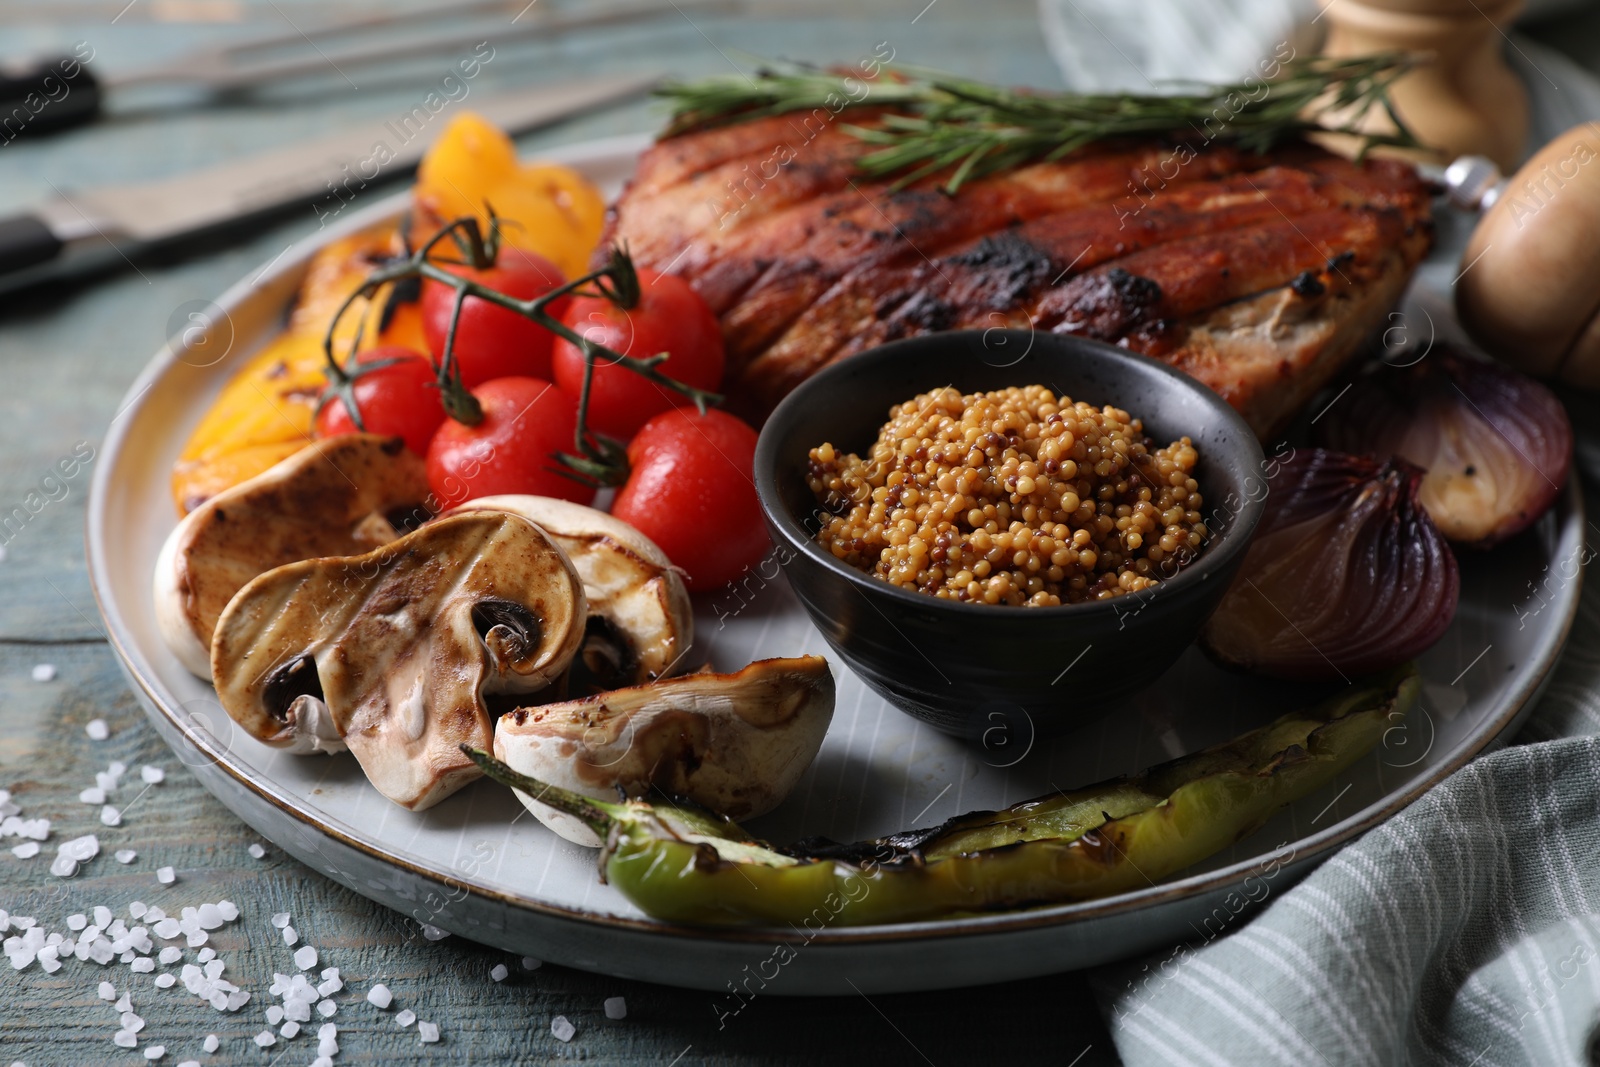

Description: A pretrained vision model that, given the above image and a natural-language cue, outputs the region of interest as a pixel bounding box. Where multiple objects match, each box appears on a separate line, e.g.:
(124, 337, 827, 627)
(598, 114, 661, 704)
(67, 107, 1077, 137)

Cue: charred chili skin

(463, 666, 1417, 927)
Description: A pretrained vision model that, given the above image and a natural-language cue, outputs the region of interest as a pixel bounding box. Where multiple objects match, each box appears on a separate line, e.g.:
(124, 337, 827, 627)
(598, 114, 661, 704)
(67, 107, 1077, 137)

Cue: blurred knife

(0, 72, 658, 295)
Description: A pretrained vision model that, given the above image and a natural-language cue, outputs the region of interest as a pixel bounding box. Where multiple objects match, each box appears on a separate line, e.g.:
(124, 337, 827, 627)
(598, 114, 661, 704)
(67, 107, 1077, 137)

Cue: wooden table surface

(0, 2, 1594, 1064)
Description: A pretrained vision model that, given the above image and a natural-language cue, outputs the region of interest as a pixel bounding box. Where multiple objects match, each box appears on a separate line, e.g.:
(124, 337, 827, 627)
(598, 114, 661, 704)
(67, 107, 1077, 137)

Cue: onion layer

(1200, 450, 1459, 680)
(1315, 347, 1572, 547)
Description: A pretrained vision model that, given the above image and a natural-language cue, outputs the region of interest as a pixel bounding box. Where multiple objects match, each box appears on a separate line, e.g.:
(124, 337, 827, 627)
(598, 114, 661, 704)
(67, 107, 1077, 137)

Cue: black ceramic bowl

(753, 329, 1266, 740)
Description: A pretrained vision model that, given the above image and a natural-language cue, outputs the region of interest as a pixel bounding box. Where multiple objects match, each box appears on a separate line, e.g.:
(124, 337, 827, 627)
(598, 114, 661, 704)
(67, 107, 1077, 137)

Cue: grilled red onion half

(1315, 346, 1572, 547)
(1200, 450, 1458, 680)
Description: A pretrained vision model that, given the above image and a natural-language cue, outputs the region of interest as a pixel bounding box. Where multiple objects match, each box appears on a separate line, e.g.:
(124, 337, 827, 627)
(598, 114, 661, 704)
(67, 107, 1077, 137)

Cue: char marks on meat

(603, 120, 1434, 437)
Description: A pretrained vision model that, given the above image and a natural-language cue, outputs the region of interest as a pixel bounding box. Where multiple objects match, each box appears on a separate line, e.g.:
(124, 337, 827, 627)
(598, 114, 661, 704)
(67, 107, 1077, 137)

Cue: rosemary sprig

(657, 54, 1421, 193)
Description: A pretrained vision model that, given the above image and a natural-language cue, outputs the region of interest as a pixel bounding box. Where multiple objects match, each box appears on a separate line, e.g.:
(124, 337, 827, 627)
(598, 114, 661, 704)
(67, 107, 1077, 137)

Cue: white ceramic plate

(87, 133, 1584, 995)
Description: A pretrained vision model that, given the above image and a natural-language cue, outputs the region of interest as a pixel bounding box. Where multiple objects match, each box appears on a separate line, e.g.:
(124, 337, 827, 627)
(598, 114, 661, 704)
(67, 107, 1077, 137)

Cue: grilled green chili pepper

(463, 666, 1416, 926)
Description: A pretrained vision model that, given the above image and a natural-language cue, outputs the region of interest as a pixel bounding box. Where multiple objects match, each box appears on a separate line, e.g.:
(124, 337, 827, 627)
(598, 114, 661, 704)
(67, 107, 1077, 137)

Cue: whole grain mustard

(806, 385, 1207, 606)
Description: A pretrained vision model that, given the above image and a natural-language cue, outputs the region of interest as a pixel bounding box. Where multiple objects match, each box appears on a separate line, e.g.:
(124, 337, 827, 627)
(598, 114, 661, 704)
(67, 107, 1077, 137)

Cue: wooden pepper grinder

(1317, 0, 1529, 171)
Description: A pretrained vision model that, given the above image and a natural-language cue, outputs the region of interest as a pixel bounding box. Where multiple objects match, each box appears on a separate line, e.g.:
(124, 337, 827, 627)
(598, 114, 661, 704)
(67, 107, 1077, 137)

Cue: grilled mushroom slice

(446, 495, 693, 690)
(212, 512, 586, 810)
(494, 656, 834, 845)
(154, 434, 429, 679)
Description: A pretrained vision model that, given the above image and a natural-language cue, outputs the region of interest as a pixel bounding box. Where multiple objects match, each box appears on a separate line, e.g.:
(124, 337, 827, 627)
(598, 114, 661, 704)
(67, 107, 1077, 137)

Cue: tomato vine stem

(321, 216, 722, 478)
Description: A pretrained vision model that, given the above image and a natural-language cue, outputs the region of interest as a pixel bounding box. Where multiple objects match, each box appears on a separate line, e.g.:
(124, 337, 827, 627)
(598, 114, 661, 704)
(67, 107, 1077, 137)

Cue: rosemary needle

(657, 55, 1421, 193)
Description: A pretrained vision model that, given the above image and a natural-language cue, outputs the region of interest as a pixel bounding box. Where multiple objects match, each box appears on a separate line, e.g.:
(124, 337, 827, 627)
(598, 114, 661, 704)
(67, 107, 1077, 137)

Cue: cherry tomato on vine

(425, 376, 594, 508)
(551, 269, 725, 440)
(420, 247, 569, 388)
(313, 346, 444, 457)
(611, 407, 767, 592)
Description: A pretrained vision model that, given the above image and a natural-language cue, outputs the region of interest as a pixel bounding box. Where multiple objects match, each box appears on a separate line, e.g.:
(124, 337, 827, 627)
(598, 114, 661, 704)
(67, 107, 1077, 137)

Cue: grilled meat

(603, 113, 1434, 436)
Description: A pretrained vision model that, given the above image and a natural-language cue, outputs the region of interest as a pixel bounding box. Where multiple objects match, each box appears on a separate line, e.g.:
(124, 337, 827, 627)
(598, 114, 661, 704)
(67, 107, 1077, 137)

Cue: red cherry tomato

(552, 269, 725, 440)
(611, 408, 768, 592)
(425, 377, 594, 508)
(420, 247, 569, 388)
(314, 346, 443, 457)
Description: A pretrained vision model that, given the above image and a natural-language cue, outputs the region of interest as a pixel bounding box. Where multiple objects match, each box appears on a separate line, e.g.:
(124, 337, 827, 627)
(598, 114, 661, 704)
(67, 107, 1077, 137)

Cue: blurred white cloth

(1038, 0, 1313, 91)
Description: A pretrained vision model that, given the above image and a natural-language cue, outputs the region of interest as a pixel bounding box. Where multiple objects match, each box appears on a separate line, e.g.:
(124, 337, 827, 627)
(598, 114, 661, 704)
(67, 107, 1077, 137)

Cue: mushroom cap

(447, 495, 693, 688)
(494, 655, 834, 845)
(212, 511, 587, 811)
(154, 434, 429, 678)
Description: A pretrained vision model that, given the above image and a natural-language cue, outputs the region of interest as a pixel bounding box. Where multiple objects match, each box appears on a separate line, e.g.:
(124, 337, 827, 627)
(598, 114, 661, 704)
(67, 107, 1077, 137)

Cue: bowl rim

(754, 328, 1267, 620)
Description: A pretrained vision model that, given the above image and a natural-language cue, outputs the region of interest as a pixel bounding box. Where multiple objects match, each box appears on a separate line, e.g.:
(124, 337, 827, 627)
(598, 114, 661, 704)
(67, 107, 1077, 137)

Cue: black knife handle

(0, 214, 63, 276)
(0, 55, 102, 140)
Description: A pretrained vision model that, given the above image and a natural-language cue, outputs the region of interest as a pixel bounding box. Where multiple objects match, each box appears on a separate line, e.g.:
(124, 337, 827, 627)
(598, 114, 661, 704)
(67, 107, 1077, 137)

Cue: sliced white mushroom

(211, 512, 587, 811)
(154, 434, 429, 679)
(446, 495, 693, 689)
(494, 656, 834, 845)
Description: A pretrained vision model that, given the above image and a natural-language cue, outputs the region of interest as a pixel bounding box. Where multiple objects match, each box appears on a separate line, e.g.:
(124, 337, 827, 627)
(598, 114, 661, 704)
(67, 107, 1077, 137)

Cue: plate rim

(85, 132, 1587, 949)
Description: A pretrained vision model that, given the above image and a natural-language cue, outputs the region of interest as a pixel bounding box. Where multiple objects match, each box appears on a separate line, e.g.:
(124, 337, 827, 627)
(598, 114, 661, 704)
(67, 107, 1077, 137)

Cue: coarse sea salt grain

(197, 947, 215, 962)
(490, 963, 508, 982)
(216, 901, 238, 922)
(31, 664, 56, 682)
(154, 974, 175, 989)
(203, 1034, 218, 1052)
(79, 787, 105, 805)
(63, 834, 99, 861)
(100, 806, 121, 827)
(116, 849, 136, 864)
(266, 1005, 284, 1025)
(140, 766, 164, 784)
(294, 946, 317, 970)
(270, 913, 289, 929)
(418, 1021, 440, 1043)
(85, 719, 109, 741)
(280, 1021, 300, 1039)
(253, 1031, 275, 1048)
(282, 926, 298, 947)
(113, 1031, 137, 1048)
(49, 856, 77, 878)
(396, 1009, 416, 1028)
(11, 842, 39, 859)
(114, 992, 131, 1012)
(158, 947, 181, 964)
(129, 902, 147, 919)
(317, 999, 336, 1017)
(98, 981, 115, 1000)
(420, 924, 449, 941)
(521, 956, 542, 970)
(246, 843, 265, 859)
(551, 1015, 575, 1042)
(604, 996, 627, 1020)
(367, 983, 392, 1009)
(156, 867, 175, 884)
(131, 957, 154, 973)
(143, 1045, 165, 1060)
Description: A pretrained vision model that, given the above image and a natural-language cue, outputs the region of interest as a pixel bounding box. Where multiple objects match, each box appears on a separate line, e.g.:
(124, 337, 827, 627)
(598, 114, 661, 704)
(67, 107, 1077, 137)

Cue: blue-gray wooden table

(1, 2, 1596, 1064)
